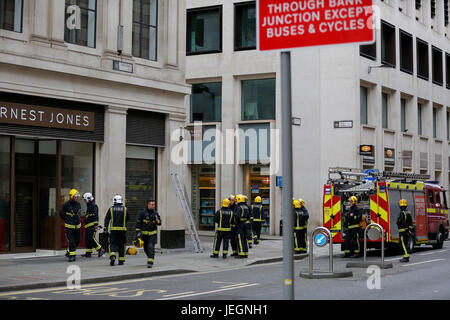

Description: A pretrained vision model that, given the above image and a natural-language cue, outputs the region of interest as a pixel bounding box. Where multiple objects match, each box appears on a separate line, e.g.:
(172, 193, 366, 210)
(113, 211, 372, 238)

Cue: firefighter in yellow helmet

(60, 189, 82, 262)
(211, 198, 235, 259)
(234, 194, 249, 258)
(293, 199, 309, 254)
(251, 196, 264, 245)
(397, 199, 413, 263)
(343, 195, 362, 258)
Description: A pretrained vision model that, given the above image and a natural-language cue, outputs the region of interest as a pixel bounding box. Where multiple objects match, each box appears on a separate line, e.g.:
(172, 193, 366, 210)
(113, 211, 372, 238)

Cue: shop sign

(0, 101, 94, 131)
(359, 144, 373, 156)
(384, 147, 395, 166)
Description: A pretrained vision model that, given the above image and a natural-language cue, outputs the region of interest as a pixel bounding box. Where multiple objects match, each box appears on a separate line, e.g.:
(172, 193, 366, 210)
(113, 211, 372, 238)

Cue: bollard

(300, 227, 353, 279)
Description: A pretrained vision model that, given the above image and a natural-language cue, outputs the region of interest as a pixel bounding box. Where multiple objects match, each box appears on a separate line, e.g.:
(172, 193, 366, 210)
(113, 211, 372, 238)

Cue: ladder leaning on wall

(170, 172, 203, 253)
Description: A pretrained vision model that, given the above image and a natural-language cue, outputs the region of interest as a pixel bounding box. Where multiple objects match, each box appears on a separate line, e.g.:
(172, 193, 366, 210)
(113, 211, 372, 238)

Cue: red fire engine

(323, 167, 449, 252)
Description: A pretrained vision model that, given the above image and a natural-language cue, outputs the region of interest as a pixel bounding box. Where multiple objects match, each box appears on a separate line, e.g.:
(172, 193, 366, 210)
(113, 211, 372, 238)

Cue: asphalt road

(0, 245, 448, 301)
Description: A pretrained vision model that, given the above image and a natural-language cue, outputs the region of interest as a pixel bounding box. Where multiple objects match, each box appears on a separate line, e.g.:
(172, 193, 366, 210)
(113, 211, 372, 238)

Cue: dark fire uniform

(136, 208, 161, 267)
(234, 202, 250, 258)
(83, 201, 103, 257)
(104, 204, 129, 265)
(212, 207, 234, 258)
(343, 204, 362, 257)
(397, 207, 413, 262)
(60, 200, 81, 260)
(293, 206, 309, 253)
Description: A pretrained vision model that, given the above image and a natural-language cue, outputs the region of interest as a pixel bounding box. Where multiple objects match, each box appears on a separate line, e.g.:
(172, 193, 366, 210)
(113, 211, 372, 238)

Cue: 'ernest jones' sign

(258, 0, 375, 51)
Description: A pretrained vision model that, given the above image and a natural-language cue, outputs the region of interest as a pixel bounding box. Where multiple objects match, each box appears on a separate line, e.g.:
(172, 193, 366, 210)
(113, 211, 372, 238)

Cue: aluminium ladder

(170, 172, 203, 253)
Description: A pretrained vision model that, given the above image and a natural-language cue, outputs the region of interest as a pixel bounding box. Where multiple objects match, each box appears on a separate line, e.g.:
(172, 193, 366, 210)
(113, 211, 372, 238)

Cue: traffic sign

(314, 232, 328, 247)
(257, 0, 375, 51)
(364, 169, 376, 181)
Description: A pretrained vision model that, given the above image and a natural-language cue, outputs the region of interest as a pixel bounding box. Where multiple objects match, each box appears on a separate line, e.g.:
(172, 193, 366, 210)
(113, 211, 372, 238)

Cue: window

(415, 0, 422, 10)
(190, 82, 222, 122)
(360, 86, 368, 125)
(447, 111, 450, 140)
(418, 103, 423, 135)
(0, 0, 22, 32)
(428, 190, 435, 205)
(382, 93, 388, 129)
(234, 1, 256, 51)
(433, 108, 437, 138)
(431, 0, 436, 18)
(432, 47, 443, 86)
(0, 136, 10, 252)
(187, 6, 222, 55)
(132, 0, 158, 61)
(445, 0, 449, 26)
(447, 53, 450, 89)
(241, 78, 275, 121)
(381, 21, 396, 67)
(64, 0, 96, 48)
(360, 41, 376, 61)
(417, 39, 429, 80)
(400, 30, 413, 74)
(401, 98, 407, 132)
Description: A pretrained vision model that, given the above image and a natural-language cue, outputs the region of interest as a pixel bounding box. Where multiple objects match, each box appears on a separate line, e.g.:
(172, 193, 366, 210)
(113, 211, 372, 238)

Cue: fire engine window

(428, 190, 435, 205)
(435, 192, 440, 206)
(443, 193, 448, 209)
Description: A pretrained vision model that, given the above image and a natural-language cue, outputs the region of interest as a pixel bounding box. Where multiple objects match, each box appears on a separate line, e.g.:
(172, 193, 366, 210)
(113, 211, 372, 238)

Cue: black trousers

(66, 228, 81, 256)
(143, 234, 157, 264)
(109, 231, 126, 262)
(235, 223, 248, 257)
(85, 227, 102, 253)
(244, 221, 253, 245)
(344, 228, 361, 255)
(213, 231, 230, 255)
(294, 228, 307, 253)
(399, 231, 410, 258)
(230, 226, 238, 255)
(252, 221, 262, 244)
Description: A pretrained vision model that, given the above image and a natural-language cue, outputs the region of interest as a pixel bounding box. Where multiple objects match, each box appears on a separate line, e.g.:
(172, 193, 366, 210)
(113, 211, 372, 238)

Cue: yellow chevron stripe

(324, 207, 331, 224)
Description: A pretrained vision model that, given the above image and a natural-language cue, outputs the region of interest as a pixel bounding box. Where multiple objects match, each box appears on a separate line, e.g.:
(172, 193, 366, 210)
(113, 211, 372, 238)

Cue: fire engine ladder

(170, 172, 204, 253)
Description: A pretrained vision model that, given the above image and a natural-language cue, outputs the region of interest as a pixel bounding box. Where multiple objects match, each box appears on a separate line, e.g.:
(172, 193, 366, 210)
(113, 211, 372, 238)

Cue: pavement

(0, 231, 337, 293)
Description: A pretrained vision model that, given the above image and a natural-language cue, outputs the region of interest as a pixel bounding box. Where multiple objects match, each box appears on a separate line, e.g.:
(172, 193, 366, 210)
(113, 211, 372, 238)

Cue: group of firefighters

(61, 187, 414, 268)
(342, 195, 413, 263)
(60, 189, 161, 268)
(210, 195, 310, 258)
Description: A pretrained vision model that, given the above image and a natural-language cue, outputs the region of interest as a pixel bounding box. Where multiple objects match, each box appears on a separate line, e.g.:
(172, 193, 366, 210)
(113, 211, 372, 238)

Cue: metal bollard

(363, 223, 385, 263)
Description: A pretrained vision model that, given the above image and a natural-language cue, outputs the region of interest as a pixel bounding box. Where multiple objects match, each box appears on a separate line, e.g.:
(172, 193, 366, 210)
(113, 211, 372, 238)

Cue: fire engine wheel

(407, 236, 415, 254)
(432, 230, 445, 249)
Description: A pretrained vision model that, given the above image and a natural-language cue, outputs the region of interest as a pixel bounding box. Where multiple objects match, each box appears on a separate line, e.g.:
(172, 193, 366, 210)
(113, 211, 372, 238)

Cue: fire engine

(322, 167, 449, 252)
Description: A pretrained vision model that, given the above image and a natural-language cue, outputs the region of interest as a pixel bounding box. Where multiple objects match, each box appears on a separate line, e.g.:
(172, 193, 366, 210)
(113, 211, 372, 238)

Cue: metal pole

(281, 51, 294, 300)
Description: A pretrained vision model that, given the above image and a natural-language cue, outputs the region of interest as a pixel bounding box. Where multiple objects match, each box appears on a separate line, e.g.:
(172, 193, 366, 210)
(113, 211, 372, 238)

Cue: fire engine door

(413, 193, 427, 241)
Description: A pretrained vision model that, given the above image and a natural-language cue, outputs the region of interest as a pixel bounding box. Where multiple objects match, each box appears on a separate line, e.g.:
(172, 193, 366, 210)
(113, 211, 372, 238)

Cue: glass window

(132, 0, 158, 61)
(125, 145, 156, 243)
(401, 98, 406, 132)
(381, 21, 396, 67)
(446, 53, 450, 89)
(241, 78, 275, 121)
(382, 93, 388, 129)
(187, 6, 222, 55)
(0, 0, 22, 32)
(360, 86, 368, 125)
(190, 82, 222, 122)
(61, 141, 93, 215)
(64, 0, 97, 48)
(234, 2, 256, 51)
(418, 103, 423, 135)
(400, 30, 413, 74)
(432, 46, 443, 86)
(433, 108, 437, 138)
(239, 123, 271, 164)
(0, 136, 10, 252)
(417, 39, 429, 80)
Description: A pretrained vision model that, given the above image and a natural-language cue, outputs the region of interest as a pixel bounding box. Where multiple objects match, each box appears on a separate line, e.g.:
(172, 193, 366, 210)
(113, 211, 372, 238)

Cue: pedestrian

(81, 192, 105, 258)
(211, 198, 234, 259)
(251, 196, 264, 245)
(293, 198, 309, 254)
(343, 196, 362, 258)
(136, 199, 161, 268)
(397, 199, 413, 263)
(228, 194, 238, 257)
(104, 194, 129, 266)
(243, 195, 254, 248)
(234, 194, 249, 259)
(60, 189, 82, 262)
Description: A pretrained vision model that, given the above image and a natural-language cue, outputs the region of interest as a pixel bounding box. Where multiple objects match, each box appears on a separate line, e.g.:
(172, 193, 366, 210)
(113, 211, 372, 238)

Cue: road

(0, 245, 448, 301)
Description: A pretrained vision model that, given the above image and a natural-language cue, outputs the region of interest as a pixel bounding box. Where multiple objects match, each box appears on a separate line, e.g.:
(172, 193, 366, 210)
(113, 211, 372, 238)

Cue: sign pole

(281, 51, 294, 300)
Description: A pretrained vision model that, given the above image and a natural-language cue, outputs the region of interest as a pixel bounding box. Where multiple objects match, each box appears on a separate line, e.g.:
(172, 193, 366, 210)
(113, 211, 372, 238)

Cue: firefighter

(136, 199, 161, 268)
(104, 194, 129, 266)
(243, 195, 254, 248)
(81, 193, 105, 258)
(293, 199, 309, 254)
(60, 189, 82, 262)
(228, 194, 238, 257)
(251, 196, 264, 245)
(234, 194, 249, 258)
(397, 199, 413, 263)
(343, 195, 362, 258)
(211, 198, 234, 259)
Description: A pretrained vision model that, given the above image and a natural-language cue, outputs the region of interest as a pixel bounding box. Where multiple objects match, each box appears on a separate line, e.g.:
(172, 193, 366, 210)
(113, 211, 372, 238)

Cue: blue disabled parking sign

(314, 232, 328, 247)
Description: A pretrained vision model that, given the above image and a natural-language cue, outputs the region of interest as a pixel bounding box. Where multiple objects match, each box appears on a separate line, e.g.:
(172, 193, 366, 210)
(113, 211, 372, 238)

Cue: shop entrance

(245, 165, 271, 234)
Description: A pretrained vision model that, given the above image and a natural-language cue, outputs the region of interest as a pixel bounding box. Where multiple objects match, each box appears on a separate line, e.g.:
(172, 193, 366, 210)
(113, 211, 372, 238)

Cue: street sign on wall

(258, 0, 375, 51)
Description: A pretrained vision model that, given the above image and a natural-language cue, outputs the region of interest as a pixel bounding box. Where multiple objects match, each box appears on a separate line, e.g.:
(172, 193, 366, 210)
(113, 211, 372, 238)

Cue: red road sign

(258, 0, 375, 51)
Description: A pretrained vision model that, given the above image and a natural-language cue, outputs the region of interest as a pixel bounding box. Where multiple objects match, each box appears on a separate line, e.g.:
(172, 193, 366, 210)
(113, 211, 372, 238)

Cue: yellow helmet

(69, 189, 80, 200)
(236, 194, 245, 203)
(126, 247, 137, 255)
(293, 199, 301, 208)
(222, 198, 230, 208)
(298, 198, 305, 206)
(133, 238, 144, 248)
(399, 199, 407, 207)
(228, 194, 235, 201)
(349, 196, 358, 204)
(254, 196, 262, 203)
